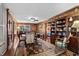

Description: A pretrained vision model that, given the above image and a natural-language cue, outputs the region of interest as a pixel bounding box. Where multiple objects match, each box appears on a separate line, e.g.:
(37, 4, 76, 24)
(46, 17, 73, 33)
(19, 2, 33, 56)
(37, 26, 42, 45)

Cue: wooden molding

(51, 6, 79, 20)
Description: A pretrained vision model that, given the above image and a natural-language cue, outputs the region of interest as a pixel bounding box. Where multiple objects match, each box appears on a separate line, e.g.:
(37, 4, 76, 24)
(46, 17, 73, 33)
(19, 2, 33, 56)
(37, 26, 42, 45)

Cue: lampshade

(69, 17, 73, 21)
(72, 20, 79, 28)
(17, 26, 20, 29)
(72, 20, 79, 32)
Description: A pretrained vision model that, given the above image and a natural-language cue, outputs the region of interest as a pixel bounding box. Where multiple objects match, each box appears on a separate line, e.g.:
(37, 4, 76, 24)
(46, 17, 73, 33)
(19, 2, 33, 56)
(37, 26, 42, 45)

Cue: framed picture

(20, 25, 31, 32)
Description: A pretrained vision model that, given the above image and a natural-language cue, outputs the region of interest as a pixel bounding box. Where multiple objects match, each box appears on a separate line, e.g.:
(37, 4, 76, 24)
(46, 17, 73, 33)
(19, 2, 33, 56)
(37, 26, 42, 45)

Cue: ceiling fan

(30, 17, 38, 22)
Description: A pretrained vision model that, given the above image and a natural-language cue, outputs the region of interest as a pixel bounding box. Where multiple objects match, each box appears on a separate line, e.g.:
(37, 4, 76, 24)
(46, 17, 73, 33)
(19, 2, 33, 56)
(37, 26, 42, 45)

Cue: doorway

(6, 9, 15, 50)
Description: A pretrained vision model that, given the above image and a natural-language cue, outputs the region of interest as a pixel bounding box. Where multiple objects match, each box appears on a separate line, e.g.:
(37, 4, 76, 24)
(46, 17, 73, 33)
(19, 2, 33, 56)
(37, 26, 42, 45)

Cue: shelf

(57, 22, 65, 25)
(56, 19, 66, 38)
(51, 21, 56, 36)
(52, 33, 55, 35)
(51, 27, 56, 29)
(57, 30, 66, 32)
(51, 31, 55, 32)
(51, 18, 66, 42)
(57, 19, 65, 21)
(57, 26, 66, 28)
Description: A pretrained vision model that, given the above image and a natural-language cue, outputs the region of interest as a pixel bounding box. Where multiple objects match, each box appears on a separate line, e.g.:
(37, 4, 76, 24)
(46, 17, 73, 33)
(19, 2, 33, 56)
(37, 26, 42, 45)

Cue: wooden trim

(38, 19, 48, 24)
(17, 23, 37, 25)
(6, 8, 9, 50)
(12, 21, 15, 45)
(0, 42, 5, 47)
(6, 8, 15, 50)
(51, 6, 79, 20)
(45, 23, 47, 41)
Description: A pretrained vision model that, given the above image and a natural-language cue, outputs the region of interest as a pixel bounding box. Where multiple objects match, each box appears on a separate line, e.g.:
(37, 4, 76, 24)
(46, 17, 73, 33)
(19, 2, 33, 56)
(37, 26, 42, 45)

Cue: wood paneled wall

(37, 20, 51, 40)
(16, 23, 38, 32)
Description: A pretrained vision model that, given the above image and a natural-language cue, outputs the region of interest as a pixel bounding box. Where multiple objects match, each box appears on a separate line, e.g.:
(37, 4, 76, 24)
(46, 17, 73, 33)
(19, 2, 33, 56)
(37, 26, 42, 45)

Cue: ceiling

(5, 3, 79, 23)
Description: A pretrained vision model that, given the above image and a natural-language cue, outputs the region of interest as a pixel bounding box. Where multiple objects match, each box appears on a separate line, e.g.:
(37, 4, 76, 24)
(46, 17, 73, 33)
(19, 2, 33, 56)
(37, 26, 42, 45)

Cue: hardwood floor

(4, 48, 15, 56)
(3, 39, 76, 56)
(15, 47, 27, 56)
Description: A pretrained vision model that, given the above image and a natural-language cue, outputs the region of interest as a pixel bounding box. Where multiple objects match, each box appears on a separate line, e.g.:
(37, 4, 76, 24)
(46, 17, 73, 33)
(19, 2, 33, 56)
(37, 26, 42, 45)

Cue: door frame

(6, 8, 15, 50)
(6, 8, 9, 50)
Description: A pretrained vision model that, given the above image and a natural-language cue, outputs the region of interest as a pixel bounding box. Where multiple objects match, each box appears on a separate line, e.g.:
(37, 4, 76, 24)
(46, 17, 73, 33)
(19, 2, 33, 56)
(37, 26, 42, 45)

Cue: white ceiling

(5, 3, 79, 23)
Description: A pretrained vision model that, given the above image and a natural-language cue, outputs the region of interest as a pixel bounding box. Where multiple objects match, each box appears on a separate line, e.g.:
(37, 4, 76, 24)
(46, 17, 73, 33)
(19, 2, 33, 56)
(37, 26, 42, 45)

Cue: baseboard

(2, 48, 7, 56)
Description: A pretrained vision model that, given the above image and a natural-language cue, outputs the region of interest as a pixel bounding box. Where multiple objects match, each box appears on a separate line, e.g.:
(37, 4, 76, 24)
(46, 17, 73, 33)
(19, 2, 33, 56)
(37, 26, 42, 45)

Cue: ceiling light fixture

(28, 16, 39, 22)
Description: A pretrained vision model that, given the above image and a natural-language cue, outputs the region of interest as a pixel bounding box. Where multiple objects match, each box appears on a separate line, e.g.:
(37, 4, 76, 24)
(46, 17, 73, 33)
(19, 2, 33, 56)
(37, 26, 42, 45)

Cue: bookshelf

(51, 21, 56, 35)
(49, 6, 79, 54)
(50, 18, 67, 44)
(56, 19, 66, 39)
(50, 19, 56, 44)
